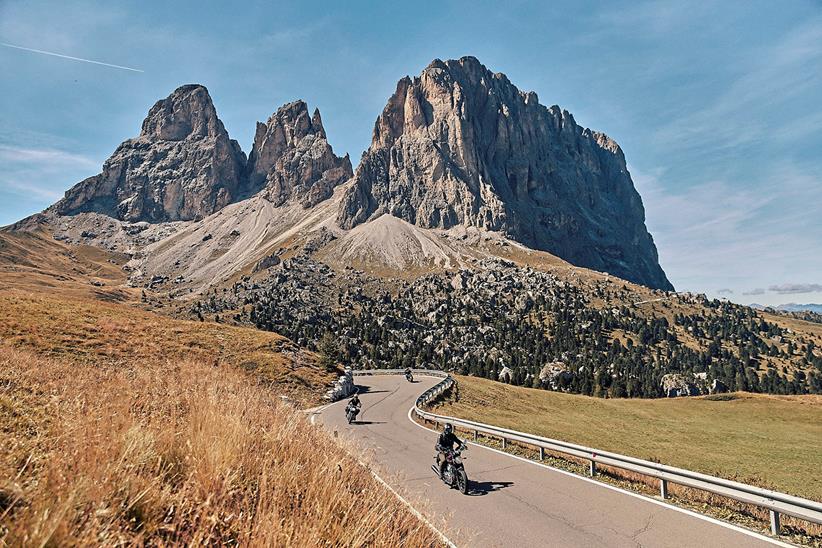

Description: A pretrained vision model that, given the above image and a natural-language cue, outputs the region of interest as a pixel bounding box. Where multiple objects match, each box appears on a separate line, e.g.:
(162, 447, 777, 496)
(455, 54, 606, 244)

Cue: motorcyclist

(346, 394, 361, 419)
(435, 423, 463, 476)
(404, 367, 413, 381)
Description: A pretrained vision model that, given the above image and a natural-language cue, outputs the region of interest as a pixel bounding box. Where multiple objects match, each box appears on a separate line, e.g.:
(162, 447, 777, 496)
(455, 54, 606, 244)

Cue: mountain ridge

(22, 56, 671, 291)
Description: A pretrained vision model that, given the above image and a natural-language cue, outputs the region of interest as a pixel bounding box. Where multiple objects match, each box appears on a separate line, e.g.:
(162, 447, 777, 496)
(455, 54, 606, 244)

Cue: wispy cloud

(0, 145, 98, 168)
(632, 161, 822, 299)
(0, 144, 98, 205)
(596, 1, 718, 35)
(769, 283, 822, 295)
(1, 42, 144, 72)
(2, 179, 63, 201)
(255, 19, 330, 50)
(742, 288, 765, 296)
(654, 17, 822, 155)
(717, 288, 734, 295)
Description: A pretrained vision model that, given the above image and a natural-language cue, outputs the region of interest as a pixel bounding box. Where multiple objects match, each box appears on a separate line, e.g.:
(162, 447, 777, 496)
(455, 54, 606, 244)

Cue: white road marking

(406, 406, 793, 547)
(364, 461, 457, 548)
(319, 392, 456, 546)
(307, 402, 334, 425)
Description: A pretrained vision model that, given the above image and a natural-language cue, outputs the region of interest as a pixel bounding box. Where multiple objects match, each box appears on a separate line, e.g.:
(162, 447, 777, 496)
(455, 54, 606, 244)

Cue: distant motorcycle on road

(432, 446, 469, 494)
(345, 399, 361, 424)
(405, 370, 414, 382)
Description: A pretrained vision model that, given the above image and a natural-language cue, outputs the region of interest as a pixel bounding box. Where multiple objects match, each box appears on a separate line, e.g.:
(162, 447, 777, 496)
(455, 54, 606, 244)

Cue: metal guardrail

(353, 369, 822, 537)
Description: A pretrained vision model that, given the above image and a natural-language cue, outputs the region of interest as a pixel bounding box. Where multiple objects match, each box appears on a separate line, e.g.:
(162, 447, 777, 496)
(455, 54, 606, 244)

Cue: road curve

(316, 374, 785, 547)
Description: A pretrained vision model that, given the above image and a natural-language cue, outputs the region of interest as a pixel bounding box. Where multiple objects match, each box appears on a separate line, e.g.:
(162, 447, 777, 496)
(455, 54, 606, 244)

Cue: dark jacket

(436, 431, 462, 452)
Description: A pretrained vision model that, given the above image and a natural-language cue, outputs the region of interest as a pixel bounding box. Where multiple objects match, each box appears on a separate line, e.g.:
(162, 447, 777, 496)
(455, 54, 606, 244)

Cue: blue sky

(1, 0, 820, 305)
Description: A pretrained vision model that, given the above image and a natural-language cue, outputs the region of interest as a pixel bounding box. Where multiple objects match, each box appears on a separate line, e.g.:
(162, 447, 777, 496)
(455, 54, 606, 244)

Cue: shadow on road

(467, 480, 514, 496)
(352, 385, 391, 394)
(352, 421, 387, 425)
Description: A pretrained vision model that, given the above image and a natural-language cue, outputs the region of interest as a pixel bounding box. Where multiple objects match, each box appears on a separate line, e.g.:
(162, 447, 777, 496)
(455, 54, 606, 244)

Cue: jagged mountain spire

(337, 56, 672, 290)
(246, 100, 352, 208)
(51, 84, 247, 223)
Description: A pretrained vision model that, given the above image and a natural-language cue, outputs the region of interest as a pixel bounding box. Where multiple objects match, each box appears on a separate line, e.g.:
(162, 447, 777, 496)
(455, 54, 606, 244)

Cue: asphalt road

(316, 374, 785, 547)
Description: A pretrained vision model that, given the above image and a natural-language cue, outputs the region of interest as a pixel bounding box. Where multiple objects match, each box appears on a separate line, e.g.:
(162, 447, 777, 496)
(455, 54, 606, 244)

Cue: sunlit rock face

(338, 56, 672, 290)
(52, 84, 247, 222)
(246, 100, 352, 208)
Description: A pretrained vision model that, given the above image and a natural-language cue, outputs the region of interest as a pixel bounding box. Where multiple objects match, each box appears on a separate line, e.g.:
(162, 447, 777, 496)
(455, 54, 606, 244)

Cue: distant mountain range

(750, 303, 822, 313)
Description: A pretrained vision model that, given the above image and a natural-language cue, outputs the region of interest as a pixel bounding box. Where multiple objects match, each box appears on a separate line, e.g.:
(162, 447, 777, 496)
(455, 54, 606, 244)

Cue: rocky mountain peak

(246, 100, 352, 208)
(337, 56, 672, 290)
(139, 84, 225, 141)
(51, 84, 246, 223)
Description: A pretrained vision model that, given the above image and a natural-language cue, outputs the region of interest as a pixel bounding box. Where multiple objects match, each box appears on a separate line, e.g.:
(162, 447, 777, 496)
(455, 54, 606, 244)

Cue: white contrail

(1, 42, 144, 73)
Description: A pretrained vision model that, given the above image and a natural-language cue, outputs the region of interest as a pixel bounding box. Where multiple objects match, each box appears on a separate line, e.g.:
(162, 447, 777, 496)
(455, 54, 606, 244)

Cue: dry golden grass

(0, 290, 334, 406)
(0, 229, 133, 302)
(0, 345, 441, 546)
(434, 376, 822, 541)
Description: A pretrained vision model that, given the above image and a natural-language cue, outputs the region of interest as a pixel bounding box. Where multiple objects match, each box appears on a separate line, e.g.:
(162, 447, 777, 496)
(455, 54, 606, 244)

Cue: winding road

(315, 374, 786, 547)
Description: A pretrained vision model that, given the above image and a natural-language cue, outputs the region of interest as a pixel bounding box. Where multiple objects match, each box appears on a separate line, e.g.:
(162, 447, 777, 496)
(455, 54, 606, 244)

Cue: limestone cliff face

(246, 101, 352, 208)
(337, 56, 672, 290)
(51, 84, 247, 222)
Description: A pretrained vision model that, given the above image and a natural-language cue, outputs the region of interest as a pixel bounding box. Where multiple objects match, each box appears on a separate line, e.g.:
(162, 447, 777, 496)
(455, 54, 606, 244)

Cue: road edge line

(407, 406, 793, 548)
(364, 460, 458, 548)
(310, 390, 457, 547)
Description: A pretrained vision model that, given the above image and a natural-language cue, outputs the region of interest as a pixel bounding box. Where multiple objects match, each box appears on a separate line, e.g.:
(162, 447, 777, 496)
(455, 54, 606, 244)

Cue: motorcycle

(345, 403, 360, 424)
(405, 371, 414, 382)
(432, 446, 469, 494)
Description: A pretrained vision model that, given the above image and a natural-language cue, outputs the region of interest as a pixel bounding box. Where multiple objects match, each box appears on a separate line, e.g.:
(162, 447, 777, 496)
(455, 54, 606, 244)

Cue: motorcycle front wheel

(442, 464, 454, 486)
(456, 469, 468, 494)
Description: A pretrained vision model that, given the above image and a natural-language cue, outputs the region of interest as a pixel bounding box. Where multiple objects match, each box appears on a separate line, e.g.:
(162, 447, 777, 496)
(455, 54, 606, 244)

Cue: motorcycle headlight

(454, 456, 462, 464)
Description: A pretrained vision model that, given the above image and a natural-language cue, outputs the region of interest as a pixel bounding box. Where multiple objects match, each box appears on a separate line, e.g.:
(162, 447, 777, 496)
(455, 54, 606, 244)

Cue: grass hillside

(0, 345, 440, 546)
(0, 290, 333, 405)
(436, 375, 822, 502)
(0, 229, 132, 301)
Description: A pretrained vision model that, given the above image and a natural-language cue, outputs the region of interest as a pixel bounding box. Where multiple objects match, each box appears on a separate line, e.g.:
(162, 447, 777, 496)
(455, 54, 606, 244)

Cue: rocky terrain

(338, 57, 671, 290)
(8, 56, 821, 399)
(191, 253, 822, 397)
(246, 100, 352, 207)
(50, 85, 248, 222)
(28, 56, 671, 292)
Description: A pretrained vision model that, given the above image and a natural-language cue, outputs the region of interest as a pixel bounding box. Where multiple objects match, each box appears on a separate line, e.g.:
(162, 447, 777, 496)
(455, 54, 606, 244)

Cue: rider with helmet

(435, 423, 463, 476)
(346, 393, 361, 419)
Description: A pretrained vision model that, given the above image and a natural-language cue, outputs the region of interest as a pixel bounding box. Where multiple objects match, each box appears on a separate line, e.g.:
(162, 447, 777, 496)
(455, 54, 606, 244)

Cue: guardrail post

(474, 430, 478, 441)
(589, 460, 596, 477)
(502, 438, 507, 450)
(660, 479, 668, 499)
(770, 510, 780, 536)
(539, 447, 545, 460)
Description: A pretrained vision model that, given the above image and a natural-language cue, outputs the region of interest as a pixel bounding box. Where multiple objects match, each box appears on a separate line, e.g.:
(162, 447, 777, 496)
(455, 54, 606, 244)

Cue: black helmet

(351, 394, 359, 402)
(444, 423, 453, 434)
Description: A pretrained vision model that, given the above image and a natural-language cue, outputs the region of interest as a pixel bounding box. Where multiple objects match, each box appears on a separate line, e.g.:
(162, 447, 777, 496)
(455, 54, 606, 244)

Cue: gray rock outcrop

(660, 373, 700, 397)
(539, 362, 573, 389)
(51, 84, 247, 222)
(326, 368, 355, 401)
(246, 101, 352, 208)
(337, 56, 672, 290)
